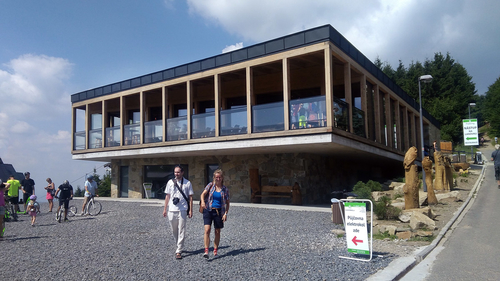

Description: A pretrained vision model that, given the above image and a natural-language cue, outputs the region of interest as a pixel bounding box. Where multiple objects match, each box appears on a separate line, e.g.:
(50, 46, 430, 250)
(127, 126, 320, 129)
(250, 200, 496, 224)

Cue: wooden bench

(252, 182, 302, 205)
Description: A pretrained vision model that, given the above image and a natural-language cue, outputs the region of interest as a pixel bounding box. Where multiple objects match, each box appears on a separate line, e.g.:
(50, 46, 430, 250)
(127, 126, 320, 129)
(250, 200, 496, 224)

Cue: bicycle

(55, 197, 77, 223)
(3, 196, 18, 222)
(83, 194, 102, 216)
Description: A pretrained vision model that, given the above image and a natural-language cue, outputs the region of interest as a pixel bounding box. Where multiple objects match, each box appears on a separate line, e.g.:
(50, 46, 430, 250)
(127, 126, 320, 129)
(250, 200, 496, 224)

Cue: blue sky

(1, 0, 499, 200)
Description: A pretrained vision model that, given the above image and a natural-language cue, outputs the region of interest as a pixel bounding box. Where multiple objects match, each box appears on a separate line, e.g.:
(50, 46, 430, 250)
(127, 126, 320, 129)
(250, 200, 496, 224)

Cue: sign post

(143, 183, 152, 199)
(463, 119, 478, 146)
(339, 199, 373, 262)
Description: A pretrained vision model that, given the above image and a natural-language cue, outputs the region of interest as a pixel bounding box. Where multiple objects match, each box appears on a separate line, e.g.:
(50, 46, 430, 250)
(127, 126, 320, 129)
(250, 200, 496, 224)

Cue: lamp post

(419, 74, 433, 192)
(469, 102, 476, 162)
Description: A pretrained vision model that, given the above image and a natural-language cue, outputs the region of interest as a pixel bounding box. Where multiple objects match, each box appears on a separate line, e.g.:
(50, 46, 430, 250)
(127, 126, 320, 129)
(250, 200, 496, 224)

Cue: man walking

(491, 144, 500, 188)
(81, 175, 98, 215)
(21, 172, 35, 212)
(7, 175, 21, 212)
(162, 165, 193, 259)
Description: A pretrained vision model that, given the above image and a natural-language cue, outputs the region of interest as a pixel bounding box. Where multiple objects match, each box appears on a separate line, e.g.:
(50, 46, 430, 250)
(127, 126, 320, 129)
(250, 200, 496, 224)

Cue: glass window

(143, 165, 189, 199)
(206, 164, 220, 185)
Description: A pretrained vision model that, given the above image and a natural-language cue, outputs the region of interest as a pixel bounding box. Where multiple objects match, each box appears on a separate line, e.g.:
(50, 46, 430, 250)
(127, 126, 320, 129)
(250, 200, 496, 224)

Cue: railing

(74, 131, 86, 150)
(89, 129, 103, 149)
(167, 116, 188, 141)
(333, 97, 349, 131)
(289, 96, 327, 130)
(124, 123, 140, 145)
(105, 126, 121, 147)
(252, 101, 284, 133)
(192, 112, 215, 139)
(352, 107, 366, 138)
(220, 107, 247, 136)
(144, 120, 163, 143)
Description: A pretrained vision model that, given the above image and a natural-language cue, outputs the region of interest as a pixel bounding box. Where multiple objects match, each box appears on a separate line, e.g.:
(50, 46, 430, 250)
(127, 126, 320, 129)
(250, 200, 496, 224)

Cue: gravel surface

(1, 199, 396, 281)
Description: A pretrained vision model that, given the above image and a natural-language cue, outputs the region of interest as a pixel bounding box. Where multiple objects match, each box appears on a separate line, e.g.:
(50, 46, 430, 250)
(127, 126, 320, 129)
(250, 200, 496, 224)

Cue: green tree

(74, 186, 84, 197)
(484, 77, 500, 137)
(376, 52, 477, 143)
(98, 171, 111, 197)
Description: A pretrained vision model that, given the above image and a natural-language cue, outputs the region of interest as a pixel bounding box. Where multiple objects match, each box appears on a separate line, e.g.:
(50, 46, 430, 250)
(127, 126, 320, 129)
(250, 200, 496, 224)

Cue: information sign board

(463, 119, 478, 146)
(344, 202, 370, 255)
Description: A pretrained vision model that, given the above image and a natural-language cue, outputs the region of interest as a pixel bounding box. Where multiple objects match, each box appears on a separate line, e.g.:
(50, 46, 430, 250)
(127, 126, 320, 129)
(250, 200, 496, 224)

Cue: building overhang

(72, 133, 404, 165)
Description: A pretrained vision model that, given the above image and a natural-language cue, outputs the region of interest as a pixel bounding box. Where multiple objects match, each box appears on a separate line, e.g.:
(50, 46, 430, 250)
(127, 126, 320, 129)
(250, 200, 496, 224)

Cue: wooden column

(246, 66, 253, 134)
(120, 96, 124, 146)
(344, 62, 353, 133)
(214, 74, 221, 137)
(102, 101, 107, 148)
(139, 91, 144, 144)
(394, 100, 401, 150)
(410, 111, 417, 148)
(360, 75, 368, 138)
(324, 46, 334, 128)
(85, 104, 89, 149)
(404, 107, 410, 150)
(283, 58, 290, 131)
(186, 81, 192, 139)
(373, 84, 382, 144)
(385, 93, 393, 148)
(162, 86, 167, 142)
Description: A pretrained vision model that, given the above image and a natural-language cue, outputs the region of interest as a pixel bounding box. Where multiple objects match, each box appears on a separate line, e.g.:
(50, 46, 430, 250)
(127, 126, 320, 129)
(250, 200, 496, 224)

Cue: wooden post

(403, 147, 420, 209)
(423, 156, 438, 205)
(249, 168, 261, 203)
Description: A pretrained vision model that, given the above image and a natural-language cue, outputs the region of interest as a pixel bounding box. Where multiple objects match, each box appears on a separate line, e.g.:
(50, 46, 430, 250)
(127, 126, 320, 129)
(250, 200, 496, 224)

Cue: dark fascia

(71, 24, 439, 128)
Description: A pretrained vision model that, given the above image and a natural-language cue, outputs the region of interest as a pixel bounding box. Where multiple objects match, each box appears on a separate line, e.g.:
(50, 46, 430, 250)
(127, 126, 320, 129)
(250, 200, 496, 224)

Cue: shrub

(374, 196, 402, 220)
(352, 181, 373, 200)
(366, 180, 382, 191)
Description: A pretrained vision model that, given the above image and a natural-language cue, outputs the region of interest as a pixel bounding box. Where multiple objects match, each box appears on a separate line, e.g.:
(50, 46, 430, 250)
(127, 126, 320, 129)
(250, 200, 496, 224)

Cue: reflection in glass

(124, 123, 140, 145)
(289, 96, 326, 130)
(74, 131, 86, 150)
(192, 112, 215, 139)
(220, 107, 247, 136)
(167, 116, 188, 141)
(144, 120, 163, 143)
(252, 101, 284, 133)
(106, 126, 120, 147)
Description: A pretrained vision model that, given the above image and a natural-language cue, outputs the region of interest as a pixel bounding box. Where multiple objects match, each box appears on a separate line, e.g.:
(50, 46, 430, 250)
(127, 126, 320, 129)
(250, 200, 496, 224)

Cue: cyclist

(55, 180, 74, 222)
(81, 175, 98, 216)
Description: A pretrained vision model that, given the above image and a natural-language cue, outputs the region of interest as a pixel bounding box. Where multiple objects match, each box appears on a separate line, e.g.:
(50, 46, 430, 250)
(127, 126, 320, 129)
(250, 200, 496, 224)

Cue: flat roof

(71, 24, 438, 127)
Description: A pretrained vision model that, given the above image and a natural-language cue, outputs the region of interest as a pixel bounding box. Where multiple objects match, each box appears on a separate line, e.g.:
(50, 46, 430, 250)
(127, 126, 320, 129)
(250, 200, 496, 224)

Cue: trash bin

(331, 198, 345, 224)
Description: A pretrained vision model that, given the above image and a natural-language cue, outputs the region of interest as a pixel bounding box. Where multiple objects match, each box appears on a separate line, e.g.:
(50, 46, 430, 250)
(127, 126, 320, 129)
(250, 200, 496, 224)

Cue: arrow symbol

(352, 236, 363, 246)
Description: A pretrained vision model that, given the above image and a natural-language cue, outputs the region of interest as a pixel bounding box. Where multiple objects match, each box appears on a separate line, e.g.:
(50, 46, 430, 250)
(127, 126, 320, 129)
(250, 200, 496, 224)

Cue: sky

(1, 0, 499, 200)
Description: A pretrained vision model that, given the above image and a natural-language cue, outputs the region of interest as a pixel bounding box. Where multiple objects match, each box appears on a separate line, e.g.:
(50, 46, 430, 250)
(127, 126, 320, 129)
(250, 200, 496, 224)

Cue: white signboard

(463, 119, 478, 146)
(344, 202, 370, 255)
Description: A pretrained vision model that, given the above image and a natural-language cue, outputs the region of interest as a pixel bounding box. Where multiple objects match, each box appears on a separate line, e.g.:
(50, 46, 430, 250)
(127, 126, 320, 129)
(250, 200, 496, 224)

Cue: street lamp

(419, 74, 433, 192)
(469, 102, 476, 161)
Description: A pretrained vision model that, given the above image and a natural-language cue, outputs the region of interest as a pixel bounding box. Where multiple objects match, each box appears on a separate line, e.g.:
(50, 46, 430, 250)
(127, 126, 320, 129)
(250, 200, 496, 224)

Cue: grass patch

(373, 231, 397, 240)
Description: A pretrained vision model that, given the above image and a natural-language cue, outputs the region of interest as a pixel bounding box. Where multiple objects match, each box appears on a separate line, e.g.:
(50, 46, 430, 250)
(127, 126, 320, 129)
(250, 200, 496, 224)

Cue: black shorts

(59, 198, 70, 209)
(495, 166, 500, 180)
(203, 208, 224, 229)
(9, 196, 19, 205)
(23, 192, 32, 204)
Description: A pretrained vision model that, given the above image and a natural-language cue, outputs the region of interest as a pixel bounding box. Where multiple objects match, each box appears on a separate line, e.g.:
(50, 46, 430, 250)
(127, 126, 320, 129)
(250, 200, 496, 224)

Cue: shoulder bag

(174, 179, 190, 215)
(199, 182, 212, 213)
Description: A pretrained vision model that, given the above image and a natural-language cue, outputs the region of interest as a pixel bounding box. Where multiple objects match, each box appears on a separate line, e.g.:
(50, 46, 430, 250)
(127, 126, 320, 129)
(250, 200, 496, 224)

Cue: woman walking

(200, 169, 230, 259)
(45, 178, 55, 212)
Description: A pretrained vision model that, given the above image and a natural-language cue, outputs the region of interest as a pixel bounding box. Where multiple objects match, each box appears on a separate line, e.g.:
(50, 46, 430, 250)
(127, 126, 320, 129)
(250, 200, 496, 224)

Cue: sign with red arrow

(344, 202, 370, 255)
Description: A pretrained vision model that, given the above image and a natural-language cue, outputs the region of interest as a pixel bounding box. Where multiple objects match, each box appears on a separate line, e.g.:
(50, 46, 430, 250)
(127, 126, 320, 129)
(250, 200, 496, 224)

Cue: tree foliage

(376, 52, 476, 143)
(483, 77, 500, 137)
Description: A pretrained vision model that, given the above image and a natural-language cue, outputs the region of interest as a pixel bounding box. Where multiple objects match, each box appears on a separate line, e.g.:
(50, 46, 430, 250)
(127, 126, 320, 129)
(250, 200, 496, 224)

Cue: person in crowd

(0, 179, 7, 238)
(45, 178, 55, 212)
(162, 165, 193, 260)
(81, 175, 98, 216)
(26, 195, 40, 226)
(21, 172, 35, 212)
(7, 175, 21, 212)
(55, 180, 74, 222)
(491, 144, 500, 188)
(200, 169, 230, 259)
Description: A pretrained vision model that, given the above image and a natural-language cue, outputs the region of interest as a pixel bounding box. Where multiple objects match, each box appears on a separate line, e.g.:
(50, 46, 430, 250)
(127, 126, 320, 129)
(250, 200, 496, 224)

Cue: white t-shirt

(164, 177, 193, 212)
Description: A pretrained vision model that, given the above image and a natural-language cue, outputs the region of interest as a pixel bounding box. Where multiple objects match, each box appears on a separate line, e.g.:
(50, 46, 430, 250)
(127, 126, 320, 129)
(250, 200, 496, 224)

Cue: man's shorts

(0, 206, 5, 216)
(203, 208, 224, 229)
(9, 196, 19, 205)
(495, 166, 500, 180)
(23, 193, 31, 204)
(59, 198, 70, 209)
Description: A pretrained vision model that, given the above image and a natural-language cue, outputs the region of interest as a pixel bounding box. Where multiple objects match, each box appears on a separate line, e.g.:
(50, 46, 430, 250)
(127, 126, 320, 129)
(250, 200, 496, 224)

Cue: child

(26, 195, 40, 226)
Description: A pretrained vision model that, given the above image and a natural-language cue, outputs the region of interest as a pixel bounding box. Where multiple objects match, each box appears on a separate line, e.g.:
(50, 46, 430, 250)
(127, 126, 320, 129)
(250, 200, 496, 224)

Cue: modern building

(71, 24, 440, 204)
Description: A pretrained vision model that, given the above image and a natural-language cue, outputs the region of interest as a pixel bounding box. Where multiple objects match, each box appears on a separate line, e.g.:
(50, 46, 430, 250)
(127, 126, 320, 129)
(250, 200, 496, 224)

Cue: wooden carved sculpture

(434, 151, 445, 191)
(403, 146, 420, 209)
(444, 156, 453, 191)
(423, 156, 438, 205)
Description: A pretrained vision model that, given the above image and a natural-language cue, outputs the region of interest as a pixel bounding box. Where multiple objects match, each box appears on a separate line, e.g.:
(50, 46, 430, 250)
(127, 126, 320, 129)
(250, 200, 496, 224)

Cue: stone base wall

(110, 153, 402, 204)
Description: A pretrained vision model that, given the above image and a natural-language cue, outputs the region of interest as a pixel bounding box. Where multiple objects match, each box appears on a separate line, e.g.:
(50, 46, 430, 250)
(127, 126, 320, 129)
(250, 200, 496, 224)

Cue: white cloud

(222, 42, 243, 53)
(185, 0, 500, 95)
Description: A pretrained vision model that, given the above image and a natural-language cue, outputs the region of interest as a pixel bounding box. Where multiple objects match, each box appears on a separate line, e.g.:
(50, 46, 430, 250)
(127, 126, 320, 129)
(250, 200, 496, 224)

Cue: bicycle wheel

(10, 205, 18, 221)
(87, 201, 102, 216)
(56, 208, 63, 223)
(67, 206, 77, 217)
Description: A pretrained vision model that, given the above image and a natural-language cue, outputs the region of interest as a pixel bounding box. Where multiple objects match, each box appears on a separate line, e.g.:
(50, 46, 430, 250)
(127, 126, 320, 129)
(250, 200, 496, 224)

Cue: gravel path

(1, 199, 396, 280)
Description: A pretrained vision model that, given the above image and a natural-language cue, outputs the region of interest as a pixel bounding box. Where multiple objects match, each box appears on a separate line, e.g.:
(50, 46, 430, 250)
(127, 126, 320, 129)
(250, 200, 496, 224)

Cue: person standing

(491, 144, 500, 188)
(55, 180, 74, 222)
(45, 178, 55, 212)
(162, 165, 193, 260)
(26, 195, 40, 226)
(81, 175, 98, 216)
(6, 175, 21, 212)
(21, 172, 35, 213)
(0, 180, 7, 238)
(200, 169, 230, 259)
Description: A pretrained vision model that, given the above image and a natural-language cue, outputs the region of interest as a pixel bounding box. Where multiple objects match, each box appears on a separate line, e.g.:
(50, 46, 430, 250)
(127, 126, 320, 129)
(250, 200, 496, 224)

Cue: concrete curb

(367, 164, 486, 281)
